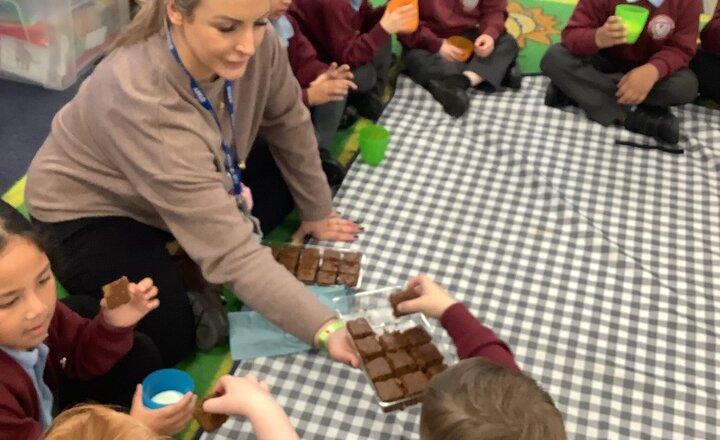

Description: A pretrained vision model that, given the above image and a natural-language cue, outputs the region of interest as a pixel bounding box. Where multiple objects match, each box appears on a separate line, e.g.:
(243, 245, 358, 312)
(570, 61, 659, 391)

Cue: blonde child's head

(420, 358, 567, 440)
(43, 404, 166, 440)
(0, 203, 57, 351)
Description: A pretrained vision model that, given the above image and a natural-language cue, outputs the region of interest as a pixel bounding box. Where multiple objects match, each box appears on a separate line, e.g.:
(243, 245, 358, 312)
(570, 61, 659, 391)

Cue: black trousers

(403, 31, 519, 89)
(59, 295, 163, 409)
(541, 44, 699, 125)
(690, 48, 720, 102)
(34, 217, 196, 367)
(350, 42, 393, 102)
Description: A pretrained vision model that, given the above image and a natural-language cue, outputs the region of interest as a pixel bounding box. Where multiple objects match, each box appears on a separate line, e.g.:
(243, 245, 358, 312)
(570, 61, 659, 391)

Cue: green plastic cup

(359, 124, 390, 165)
(615, 4, 650, 44)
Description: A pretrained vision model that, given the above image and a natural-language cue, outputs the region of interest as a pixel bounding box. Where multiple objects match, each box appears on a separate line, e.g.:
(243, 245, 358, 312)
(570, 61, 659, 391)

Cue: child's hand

(101, 277, 159, 328)
(204, 375, 301, 440)
(380, 4, 416, 34)
(439, 40, 466, 62)
(616, 63, 659, 105)
(474, 34, 495, 58)
(308, 74, 357, 106)
(395, 274, 458, 319)
(202, 375, 278, 418)
(129, 384, 196, 436)
(595, 16, 627, 49)
(325, 62, 354, 82)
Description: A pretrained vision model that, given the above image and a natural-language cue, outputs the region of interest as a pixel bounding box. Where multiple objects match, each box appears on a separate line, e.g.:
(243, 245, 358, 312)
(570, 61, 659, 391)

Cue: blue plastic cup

(142, 368, 195, 409)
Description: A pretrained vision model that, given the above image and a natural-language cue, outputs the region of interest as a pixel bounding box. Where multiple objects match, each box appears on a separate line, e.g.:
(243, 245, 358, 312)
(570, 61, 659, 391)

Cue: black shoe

(319, 148, 346, 186)
(338, 105, 359, 130)
(442, 73, 472, 90)
(188, 286, 229, 351)
(353, 94, 384, 121)
(428, 79, 470, 118)
(544, 82, 573, 108)
(624, 106, 680, 144)
(501, 63, 522, 90)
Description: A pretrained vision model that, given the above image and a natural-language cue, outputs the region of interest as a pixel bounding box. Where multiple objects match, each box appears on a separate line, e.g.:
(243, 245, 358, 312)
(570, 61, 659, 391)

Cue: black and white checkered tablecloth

(204, 76, 719, 440)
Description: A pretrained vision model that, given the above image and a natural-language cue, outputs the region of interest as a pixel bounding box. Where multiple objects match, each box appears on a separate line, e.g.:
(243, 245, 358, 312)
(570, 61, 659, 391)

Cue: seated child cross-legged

(395, 275, 567, 440)
(400, 0, 522, 118)
(270, 0, 358, 186)
(289, 0, 416, 121)
(541, 0, 702, 144)
(0, 201, 195, 438)
(690, 5, 720, 102)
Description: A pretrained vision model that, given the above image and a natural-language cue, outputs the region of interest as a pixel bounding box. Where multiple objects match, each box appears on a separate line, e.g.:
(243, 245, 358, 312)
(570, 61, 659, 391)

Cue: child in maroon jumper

(691, 6, 720, 102)
(541, 0, 702, 144)
(399, 0, 522, 118)
(395, 274, 567, 440)
(288, 0, 415, 121)
(270, 0, 358, 186)
(0, 202, 195, 438)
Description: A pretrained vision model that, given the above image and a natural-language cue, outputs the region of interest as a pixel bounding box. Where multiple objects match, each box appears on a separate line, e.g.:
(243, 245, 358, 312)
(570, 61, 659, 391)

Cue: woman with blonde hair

(25, 0, 360, 367)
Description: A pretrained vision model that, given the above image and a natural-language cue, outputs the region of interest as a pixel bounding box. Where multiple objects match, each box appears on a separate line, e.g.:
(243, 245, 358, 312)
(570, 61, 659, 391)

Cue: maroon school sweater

(0, 302, 133, 440)
(562, 0, 702, 79)
(440, 302, 520, 371)
(701, 9, 720, 53)
(399, 0, 509, 53)
(289, 0, 389, 68)
(285, 15, 329, 106)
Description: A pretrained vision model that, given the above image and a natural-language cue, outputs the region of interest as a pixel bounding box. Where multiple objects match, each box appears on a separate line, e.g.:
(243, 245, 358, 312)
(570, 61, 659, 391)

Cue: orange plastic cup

(387, 0, 419, 33)
(447, 36, 474, 62)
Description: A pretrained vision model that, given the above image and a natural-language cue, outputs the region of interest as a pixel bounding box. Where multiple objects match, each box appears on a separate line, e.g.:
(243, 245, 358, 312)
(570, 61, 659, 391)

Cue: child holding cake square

(395, 274, 567, 440)
(0, 202, 194, 438)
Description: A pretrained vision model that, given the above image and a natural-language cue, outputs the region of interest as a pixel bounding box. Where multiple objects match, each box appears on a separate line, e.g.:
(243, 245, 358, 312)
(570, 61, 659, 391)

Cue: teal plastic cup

(615, 4, 650, 44)
(142, 369, 194, 409)
(359, 124, 390, 165)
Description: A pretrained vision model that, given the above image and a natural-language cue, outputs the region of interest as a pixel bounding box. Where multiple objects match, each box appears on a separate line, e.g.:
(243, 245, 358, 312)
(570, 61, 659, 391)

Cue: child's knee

(540, 44, 569, 77)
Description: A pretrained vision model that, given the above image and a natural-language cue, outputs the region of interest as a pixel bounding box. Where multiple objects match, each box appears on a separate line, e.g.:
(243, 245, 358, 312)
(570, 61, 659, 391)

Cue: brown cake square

(336, 272, 359, 287)
(338, 260, 361, 275)
(400, 371, 429, 396)
(365, 357, 393, 382)
(403, 327, 432, 347)
(298, 248, 320, 270)
(276, 245, 300, 261)
(269, 246, 281, 259)
(389, 288, 419, 317)
(425, 363, 448, 379)
(374, 379, 404, 402)
(355, 336, 383, 361)
(342, 252, 362, 264)
(410, 344, 444, 370)
(316, 270, 337, 285)
(319, 258, 339, 273)
(386, 350, 417, 376)
(378, 332, 405, 353)
(296, 267, 317, 283)
(323, 249, 341, 262)
(346, 318, 373, 339)
(193, 393, 228, 433)
(102, 276, 132, 309)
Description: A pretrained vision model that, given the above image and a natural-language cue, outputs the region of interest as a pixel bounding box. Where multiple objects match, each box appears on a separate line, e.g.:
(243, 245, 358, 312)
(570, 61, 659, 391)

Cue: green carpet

(2, 2, 713, 438)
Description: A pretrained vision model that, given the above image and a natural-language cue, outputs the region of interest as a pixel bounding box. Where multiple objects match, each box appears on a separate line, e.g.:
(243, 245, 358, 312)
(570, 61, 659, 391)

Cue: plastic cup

(142, 369, 195, 409)
(359, 124, 390, 166)
(615, 4, 650, 44)
(387, 0, 419, 33)
(447, 36, 474, 62)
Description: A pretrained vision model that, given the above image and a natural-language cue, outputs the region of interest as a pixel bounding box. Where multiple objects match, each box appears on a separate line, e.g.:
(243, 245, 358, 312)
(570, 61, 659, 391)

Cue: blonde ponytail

(109, 0, 199, 51)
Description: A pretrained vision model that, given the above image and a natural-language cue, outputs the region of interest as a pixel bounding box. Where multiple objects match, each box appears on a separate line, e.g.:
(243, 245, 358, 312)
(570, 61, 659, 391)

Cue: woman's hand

(325, 327, 359, 367)
(293, 212, 362, 242)
(101, 278, 159, 328)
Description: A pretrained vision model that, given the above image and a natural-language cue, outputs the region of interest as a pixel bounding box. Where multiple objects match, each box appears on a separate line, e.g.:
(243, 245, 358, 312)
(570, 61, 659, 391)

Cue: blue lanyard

(166, 28, 243, 196)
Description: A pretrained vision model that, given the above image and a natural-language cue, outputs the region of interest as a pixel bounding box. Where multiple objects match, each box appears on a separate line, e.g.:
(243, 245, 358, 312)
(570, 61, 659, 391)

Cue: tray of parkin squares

(333, 287, 450, 412)
(267, 244, 364, 289)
